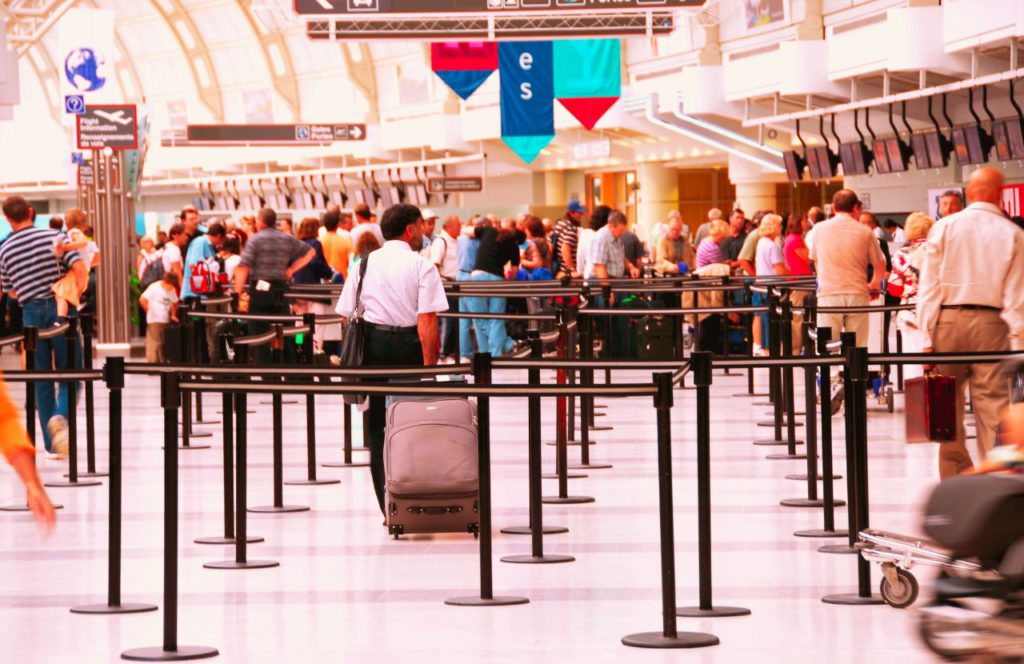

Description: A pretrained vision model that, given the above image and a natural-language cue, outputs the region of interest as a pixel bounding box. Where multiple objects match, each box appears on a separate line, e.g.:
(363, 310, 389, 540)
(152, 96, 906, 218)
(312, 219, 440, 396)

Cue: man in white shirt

(162, 223, 188, 286)
(336, 203, 449, 514)
(430, 215, 461, 361)
(917, 166, 1024, 477)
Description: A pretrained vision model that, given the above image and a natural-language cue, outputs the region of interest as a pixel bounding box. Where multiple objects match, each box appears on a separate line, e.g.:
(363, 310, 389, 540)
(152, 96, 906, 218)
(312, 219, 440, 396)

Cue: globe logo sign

(64, 47, 107, 92)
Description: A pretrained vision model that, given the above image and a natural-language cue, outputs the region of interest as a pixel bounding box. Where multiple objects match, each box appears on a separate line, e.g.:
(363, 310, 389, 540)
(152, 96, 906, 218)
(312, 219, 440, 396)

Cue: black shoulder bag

(339, 255, 370, 405)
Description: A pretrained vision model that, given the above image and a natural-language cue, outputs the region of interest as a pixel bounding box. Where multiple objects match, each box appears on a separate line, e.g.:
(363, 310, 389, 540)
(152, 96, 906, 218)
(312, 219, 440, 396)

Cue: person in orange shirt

(320, 205, 354, 280)
(0, 373, 56, 529)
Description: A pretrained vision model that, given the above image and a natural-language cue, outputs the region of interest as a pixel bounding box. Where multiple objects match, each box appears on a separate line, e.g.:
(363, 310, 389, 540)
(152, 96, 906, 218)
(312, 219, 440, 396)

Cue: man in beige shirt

(808, 189, 887, 348)
(917, 166, 1024, 477)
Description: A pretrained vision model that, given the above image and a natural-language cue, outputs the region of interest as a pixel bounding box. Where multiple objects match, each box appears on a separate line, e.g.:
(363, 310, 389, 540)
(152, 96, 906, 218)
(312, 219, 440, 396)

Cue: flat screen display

(783, 150, 804, 182)
(1008, 119, 1024, 159)
(872, 139, 891, 174)
(952, 124, 990, 165)
(886, 137, 908, 172)
(994, 120, 1011, 161)
(912, 130, 948, 169)
(839, 142, 869, 176)
(806, 147, 835, 179)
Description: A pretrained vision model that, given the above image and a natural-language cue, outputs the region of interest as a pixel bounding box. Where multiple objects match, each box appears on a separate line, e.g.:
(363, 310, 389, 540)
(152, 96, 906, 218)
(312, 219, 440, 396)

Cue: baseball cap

(422, 209, 438, 219)
(567, 200, 586, 214)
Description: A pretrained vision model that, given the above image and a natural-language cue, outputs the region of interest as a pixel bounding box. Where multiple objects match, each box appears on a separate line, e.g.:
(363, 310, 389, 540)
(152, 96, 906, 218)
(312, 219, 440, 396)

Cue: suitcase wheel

(388, 524, 404, 540)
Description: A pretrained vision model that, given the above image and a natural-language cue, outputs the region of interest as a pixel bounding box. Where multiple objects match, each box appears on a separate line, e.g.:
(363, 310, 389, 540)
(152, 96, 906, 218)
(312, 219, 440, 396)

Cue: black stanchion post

(206, 348, 277, 570)
(49, 319, 101, 489)
(121, 373, 220, 662)
(735, 281, 768, 398)
(796, 327, 849, 539)
(767, 301, 807, 461)
(447, 353, 529, 607)
(287, 314, 339, 487)
(190, 309, 217, 426)
(72, 357, 156, 615)
(753, 299, 802, 447)
(678, 352, 751, 618)
(624, 372, 720, 649)
(250, 325, 309, 513)
(570, 310, 611, 471)
(503, 334, 574, 564)
(80, 314, 106, 477)
(895, 329, 904, 392)
(543, 325, 593, 503)
(822, 346, 882, 605)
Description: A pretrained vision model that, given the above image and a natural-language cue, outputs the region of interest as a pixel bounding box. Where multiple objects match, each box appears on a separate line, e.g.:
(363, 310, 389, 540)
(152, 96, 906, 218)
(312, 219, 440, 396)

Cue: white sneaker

(47, 415, 69, 460)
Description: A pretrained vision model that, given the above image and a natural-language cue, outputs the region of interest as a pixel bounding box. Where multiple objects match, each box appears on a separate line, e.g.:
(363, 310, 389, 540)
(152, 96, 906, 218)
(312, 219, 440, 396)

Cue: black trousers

(364, 326, 424, 515)
(248, 284, 289, 364)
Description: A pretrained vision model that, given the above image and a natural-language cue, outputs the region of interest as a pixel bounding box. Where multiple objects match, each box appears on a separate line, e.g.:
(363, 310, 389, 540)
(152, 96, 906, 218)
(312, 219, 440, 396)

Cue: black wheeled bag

(923, 474, 1024, 563)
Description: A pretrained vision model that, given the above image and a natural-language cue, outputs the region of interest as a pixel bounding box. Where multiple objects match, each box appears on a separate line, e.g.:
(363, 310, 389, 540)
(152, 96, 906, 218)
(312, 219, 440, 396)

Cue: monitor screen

(839, 142, 868, 175)
(872, 139, 891, 174)
(1008, 119, 1024, 159)
(886, 137, 908, 172)
(806, 147, 834, 179)
(994, 120, 1011, 162)
(953, 124, 990, 165)
(783, 150, 804, 182)
(925, 131, 946, 168)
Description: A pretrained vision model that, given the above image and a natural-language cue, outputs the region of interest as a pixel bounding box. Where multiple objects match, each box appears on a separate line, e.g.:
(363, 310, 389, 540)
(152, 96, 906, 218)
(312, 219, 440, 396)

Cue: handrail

(233, 330, 277, 347)
(38, 323, 71, 340)
(0, 370, 103, 382)
(578, 306, 769, 316)
(178, 379, 659, 399)
(198, 296, 233, 308)
(123, 362, 473, 378)
(0, 332, 24, 348)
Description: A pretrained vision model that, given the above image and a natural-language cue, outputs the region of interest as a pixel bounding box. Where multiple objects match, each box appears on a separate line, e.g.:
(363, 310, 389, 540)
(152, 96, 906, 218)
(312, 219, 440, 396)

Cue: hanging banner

(554, 39, 621, 131)
(431, 42, 497, 101)
(499, 41, 554, 165)
(58, 9, 115, 103)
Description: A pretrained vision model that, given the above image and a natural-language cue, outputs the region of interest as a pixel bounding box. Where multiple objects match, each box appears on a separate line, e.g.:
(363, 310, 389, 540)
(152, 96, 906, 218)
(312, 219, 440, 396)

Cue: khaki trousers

(816, 294, 870, 348)
(933, 308, 1010, 478)
(789, 289, 807, 355)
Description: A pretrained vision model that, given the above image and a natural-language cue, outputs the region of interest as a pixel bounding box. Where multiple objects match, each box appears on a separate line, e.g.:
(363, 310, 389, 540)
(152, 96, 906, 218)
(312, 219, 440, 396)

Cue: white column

(635, 163, 678, 242)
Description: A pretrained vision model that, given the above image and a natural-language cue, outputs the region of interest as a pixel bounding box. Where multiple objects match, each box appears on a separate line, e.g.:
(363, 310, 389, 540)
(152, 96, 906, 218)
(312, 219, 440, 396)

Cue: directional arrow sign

(296, 0, 702, 14)
(184, 124, 367, 145)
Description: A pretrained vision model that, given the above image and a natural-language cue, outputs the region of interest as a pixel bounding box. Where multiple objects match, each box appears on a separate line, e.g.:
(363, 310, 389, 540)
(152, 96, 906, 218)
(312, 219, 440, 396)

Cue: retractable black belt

(367, 323, 418, 334)
(940, 304, 1000, 312)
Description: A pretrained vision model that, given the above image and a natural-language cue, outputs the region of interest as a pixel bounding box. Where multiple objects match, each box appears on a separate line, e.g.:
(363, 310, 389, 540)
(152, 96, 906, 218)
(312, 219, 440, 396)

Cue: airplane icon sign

(94, 109, 133, 126)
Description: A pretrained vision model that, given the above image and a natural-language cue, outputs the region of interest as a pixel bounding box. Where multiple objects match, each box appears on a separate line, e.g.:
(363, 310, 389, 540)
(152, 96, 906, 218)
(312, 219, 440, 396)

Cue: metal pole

(287, 314, 339, 486)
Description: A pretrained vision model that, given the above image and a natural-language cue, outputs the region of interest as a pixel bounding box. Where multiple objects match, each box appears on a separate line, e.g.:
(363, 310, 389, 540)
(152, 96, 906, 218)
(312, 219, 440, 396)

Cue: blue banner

(499, 41, 554, 163)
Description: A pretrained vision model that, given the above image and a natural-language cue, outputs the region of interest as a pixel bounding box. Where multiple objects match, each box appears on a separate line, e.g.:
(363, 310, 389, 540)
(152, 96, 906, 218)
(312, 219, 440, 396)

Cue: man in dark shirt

(468, 224, 526, 357)
(720, 208, 748, 264)
(553, 200, 586, 278)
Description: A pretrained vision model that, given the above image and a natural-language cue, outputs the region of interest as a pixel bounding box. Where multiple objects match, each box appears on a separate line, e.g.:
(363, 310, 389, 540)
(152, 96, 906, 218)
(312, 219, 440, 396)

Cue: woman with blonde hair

(695, 219, 730, 269)
(887, 212, 934, 379)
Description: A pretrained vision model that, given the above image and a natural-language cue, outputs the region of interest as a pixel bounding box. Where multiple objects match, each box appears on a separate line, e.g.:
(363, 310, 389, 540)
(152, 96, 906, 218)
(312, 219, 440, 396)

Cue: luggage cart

(856, 529, 983, 608)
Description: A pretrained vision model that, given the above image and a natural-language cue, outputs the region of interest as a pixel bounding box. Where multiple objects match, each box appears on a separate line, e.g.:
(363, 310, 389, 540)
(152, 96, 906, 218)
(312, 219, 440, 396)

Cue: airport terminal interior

(1, 0, 1024, 661)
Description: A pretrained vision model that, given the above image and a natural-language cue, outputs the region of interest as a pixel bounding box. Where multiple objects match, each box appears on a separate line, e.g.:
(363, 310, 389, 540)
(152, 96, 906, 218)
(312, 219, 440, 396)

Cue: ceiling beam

(147, 0, 224, 121)
(236, 1, 301, 121)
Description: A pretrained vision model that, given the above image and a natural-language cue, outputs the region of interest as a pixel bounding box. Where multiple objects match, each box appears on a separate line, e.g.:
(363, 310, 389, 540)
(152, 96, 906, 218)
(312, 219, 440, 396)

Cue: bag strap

(353, 253, 370, 317)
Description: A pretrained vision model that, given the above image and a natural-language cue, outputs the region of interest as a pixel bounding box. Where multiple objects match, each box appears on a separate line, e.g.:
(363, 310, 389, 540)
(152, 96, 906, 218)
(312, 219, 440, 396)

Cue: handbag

(905, 372, 957, 443)
(339, 256, 370, 405)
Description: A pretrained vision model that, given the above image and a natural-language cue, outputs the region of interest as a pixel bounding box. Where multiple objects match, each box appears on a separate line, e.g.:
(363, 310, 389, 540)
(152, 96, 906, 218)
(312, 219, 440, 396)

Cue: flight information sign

(296, 0, 701, 15)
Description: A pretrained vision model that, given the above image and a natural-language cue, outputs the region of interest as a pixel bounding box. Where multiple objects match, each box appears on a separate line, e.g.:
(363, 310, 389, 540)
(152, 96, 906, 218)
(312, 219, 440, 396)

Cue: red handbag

(905, 373, 957, 443)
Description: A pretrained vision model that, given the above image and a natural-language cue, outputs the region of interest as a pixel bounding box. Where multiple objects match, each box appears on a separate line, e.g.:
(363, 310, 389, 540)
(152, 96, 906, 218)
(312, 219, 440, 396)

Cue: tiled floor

(0, 359, 946, 663)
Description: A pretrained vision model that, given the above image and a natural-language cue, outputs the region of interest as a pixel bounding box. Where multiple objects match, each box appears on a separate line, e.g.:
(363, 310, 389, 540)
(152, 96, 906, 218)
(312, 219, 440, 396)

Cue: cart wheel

(880, 569, 919, 608)
(886, 386, 894, 413)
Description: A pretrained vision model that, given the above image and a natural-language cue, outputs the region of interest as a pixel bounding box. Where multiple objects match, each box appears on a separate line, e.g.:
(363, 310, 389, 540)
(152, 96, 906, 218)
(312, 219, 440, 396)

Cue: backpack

(189, 257, 222, 295)
(140, 252, 165, 289)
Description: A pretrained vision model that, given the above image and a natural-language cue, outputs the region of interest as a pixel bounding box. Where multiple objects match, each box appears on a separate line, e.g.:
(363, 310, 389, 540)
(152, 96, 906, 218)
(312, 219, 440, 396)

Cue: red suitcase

(905, 373, 957, 443)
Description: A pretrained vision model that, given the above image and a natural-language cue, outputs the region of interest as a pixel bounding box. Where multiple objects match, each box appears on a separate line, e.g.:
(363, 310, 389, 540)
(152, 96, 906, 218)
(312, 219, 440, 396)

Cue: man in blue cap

(554, 199, 586, 279)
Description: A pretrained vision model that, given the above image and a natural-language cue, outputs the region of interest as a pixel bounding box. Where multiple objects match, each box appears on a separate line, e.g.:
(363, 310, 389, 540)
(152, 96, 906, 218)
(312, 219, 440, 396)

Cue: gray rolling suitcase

(384, 396, 479, 539)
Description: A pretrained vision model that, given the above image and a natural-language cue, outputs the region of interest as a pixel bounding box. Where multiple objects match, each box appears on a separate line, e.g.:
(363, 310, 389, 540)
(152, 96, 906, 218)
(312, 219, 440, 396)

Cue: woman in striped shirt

(695, 219, 730, 269)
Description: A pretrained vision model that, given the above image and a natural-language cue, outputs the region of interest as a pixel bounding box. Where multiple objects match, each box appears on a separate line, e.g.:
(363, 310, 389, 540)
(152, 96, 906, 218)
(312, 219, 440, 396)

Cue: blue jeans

(466, 272, 513, 358)
(22, 299, 81, 451)
(456, 271, 476, 358)
(752, 291, 771, 351)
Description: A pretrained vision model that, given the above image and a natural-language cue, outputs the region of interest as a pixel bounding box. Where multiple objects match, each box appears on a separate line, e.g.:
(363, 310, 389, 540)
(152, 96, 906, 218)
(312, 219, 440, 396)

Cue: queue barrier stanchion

(206, 344, 277, 571)
(543, 324, 593, 505)
(501, 335, 573, 548)
(190, 308, 218, 427)
(121, 373, 220, 662)
(677, 352, 751, 619)
(819, 331, 861, 555)
(1, 327, 63, 512)
(71, 357, 157, 615)
(47, 319, 102, 489)
(766, 301, 808, 461)
(821, 346, 883, 606)
(195, 334, 264, 546)
(178, 307, 213, 446)
(446, 353, 530, 607)
(78, 314, 107, 478)
(754, 305, 803, 448)
(734, 281, 768, 398)
(322, 400, 370, 469)
(895, 330, 905, 392)
(795, 327, 849, 539)
(569, 309, 612, 471)
(286, 313, 340, 487)
(623, 372, 720, 650)
(249, 325, 309, 514)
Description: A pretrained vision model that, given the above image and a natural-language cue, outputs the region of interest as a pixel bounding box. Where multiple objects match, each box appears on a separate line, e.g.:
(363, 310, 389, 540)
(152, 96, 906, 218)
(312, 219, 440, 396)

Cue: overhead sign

(76, 104, 138, 150)
(427, 177, 484, 194)
(78, 162, 95, 187)
(185, 124, 367, 145)
(571, 138, 611, 161)
(64, 94, 86, 115)
(296, 0, 701, 14)
(71, 152, 85, 165)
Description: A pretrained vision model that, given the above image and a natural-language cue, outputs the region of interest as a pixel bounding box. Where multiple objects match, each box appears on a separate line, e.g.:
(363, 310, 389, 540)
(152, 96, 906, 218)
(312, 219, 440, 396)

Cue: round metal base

(592, 404, 607, 410)
(44, 479, 102, 488)
(591, 412, 607, 418)
(260, 400, 299, 406)
(166, 445, 211, 451)
(217, 410, 256, 415)
(733, 392, 771, 398)
(247, 505, 310, 514)
(821, 592, 884, 606)
(763, 411, 806, 417)
(193, 419, 220, 426)
(542, 495, 595, 505)
(588, 425, 614, 432)
(540, 472, 587, 480)
(794, 528, 849, 539)
(179, 431, 213, 439)
(284, 478, 341, 486)
(818, 544, 858, 555)
(786, 473, 841, 481)
(500, 525, 569, 535)
(203, 559, 280, 570)
(568, 463, 613, 470)
(765, 453, 808, 461)
(501, 553, 575, 564)
(193, 535, 264, 545)
(757, 420, 804, 428)
(0, 502, 63, 512)
(753, 439, 804, 447)
(752, 400, 774, 406)
(545, 441, 597, 447)
(676, 606, 751, 618)
(64, 471, 108, 479)
(621, 631, 720, 649)
(121, 645, 220, 662)
(445, 595, 529, 607)
(322, 461, 370, 469)
(71, 602, 157, 615)
(780, 498, 845, 508)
